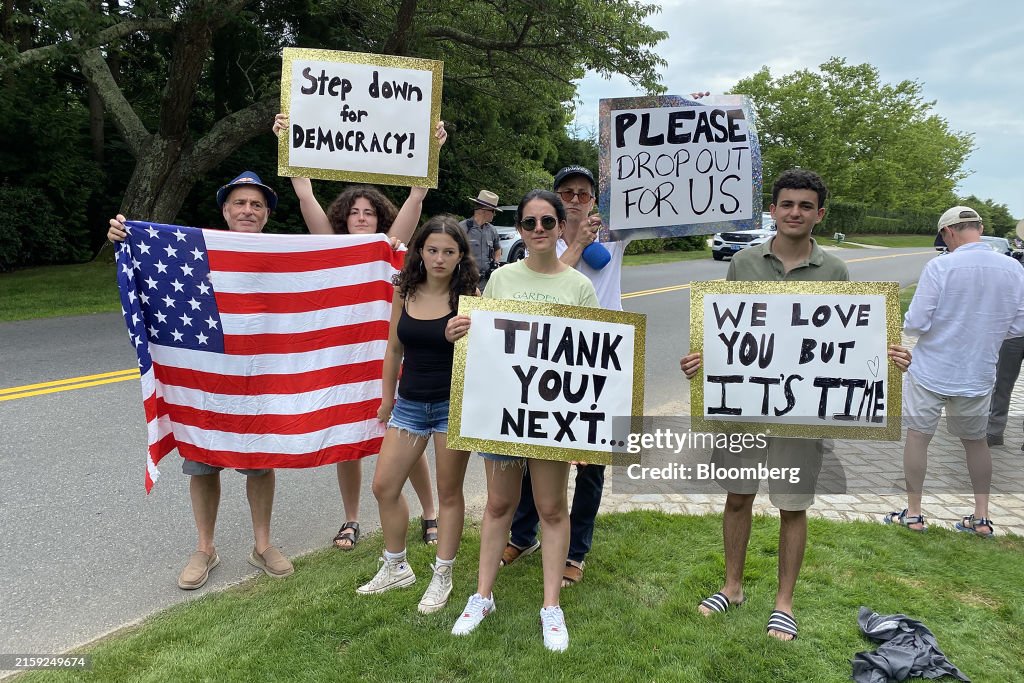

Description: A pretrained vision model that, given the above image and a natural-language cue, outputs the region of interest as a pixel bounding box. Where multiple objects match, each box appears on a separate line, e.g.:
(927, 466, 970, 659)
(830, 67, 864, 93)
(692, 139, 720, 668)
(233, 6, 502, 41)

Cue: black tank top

(397, 304, 456, 402)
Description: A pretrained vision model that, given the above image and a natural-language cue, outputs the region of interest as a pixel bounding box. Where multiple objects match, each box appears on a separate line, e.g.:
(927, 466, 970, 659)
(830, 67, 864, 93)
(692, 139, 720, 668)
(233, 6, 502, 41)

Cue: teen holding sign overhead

(446, 189, 598, 652)
(273, 113, 448, 551)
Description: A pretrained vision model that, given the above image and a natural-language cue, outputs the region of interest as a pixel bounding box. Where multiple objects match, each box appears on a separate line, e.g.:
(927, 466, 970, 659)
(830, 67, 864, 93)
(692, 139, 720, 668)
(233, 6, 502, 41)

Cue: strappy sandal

(955, 514, 995, 538)
(561, 560, 584, 587)
(882, 508, 927, 532)
(421, 518, 438, 545)
(333, 521, 360, 550)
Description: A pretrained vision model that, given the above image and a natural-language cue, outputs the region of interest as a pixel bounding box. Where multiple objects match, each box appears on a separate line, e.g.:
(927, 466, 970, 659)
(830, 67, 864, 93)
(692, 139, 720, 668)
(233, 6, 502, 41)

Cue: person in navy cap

(106, 171, 295, 590)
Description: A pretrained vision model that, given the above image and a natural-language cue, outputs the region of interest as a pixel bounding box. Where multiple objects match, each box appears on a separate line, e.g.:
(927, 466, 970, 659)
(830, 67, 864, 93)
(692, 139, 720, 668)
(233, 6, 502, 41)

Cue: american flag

(115, 222, 403, 492)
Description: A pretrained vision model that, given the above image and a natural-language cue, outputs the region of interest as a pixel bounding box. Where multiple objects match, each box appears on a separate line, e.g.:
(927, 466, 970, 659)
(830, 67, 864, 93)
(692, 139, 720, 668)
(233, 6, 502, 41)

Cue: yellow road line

(0, 369, 139, 402)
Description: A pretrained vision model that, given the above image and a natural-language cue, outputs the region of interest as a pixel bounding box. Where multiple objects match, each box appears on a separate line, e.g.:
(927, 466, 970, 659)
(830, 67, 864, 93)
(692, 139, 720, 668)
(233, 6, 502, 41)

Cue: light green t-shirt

(483, 260, 599, 308)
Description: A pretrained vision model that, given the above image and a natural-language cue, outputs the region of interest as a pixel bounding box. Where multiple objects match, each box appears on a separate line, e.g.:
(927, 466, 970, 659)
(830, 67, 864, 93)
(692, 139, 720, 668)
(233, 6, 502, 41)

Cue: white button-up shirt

(904, 241, 1024, 396)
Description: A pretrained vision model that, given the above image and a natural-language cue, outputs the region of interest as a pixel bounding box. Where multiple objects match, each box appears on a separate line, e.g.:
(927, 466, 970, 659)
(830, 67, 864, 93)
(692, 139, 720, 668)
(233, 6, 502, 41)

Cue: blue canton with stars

(116, 222, 226, 374)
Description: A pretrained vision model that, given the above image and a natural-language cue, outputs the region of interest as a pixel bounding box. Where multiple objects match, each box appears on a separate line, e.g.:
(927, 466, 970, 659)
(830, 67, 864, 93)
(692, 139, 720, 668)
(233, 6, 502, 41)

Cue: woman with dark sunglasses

(445, 189, 598, 652)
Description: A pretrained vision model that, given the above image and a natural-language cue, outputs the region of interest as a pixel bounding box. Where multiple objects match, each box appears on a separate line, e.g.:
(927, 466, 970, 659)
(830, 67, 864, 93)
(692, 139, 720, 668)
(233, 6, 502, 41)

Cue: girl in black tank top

(356, 215, 480, 613)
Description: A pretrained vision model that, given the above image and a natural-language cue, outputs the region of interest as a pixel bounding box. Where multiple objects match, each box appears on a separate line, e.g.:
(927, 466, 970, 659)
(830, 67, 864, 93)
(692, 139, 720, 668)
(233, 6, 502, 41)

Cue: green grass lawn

(0, 259, 120, 322)
(20, 512, 1023, 683)
(840, 234, 937, 248)
(900, 284, 917, 319)
(623, 249, 710, 266)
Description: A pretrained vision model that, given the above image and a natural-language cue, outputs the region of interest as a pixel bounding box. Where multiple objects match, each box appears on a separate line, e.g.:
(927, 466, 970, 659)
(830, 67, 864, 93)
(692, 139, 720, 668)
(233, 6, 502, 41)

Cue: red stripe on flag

(143, 391, 158, 422)
(216, 280, 394, 314)
(149, 431, 177, 466)
(223, 320, 390, 355)
(209, 242, 393, 273)
(177, 437, 384, 468)
(153, 359, 383, 395)
(156, 397, 379, 434)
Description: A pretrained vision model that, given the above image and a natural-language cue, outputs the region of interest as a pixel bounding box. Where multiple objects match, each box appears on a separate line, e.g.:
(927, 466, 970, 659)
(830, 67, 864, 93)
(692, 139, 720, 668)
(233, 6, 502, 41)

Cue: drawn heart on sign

(867, 356, 880, 377)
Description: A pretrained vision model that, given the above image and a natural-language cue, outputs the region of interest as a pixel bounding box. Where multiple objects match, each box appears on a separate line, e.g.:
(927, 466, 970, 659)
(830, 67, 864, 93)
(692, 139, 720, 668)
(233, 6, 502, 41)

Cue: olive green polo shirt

(726, 236, 849, 282)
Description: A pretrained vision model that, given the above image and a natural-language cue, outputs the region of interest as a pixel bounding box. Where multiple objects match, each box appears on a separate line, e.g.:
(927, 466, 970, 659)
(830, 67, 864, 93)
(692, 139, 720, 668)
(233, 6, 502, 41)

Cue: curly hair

(771, 169, 829, 209)
(394, 214, 479, 312)
(326, 185, 398, 234)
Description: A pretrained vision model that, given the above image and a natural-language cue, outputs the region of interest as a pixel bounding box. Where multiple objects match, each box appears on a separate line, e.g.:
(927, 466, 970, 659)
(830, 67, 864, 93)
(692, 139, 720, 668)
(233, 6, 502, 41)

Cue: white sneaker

(451, 593, 495, 635)
(540, 605, 569, 652)
(356, 556, 415, 595)
(418, 563, 453, 614)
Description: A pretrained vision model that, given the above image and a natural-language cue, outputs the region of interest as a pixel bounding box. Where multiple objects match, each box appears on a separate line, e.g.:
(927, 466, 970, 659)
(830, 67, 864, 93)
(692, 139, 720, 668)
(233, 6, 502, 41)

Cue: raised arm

(273, 113, 332, 234)
(385, 120, 448, 244)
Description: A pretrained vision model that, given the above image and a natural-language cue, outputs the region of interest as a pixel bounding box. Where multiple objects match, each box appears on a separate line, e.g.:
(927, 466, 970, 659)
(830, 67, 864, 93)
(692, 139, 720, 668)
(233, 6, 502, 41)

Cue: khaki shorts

(710, 437, 823, 511)
(902, 373, 990, 440)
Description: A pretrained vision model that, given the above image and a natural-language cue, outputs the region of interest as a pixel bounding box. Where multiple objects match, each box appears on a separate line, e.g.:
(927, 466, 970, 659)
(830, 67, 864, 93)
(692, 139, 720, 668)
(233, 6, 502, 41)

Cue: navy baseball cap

(553, 165, 596, 193)
(216, 171, 278, 211)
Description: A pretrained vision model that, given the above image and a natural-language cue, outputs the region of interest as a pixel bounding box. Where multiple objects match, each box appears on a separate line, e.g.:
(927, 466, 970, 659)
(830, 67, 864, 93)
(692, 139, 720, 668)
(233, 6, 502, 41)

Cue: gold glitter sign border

(448, 297, 646, 465)
(689, 280, 903, 441)
(278, 48, 443, 188)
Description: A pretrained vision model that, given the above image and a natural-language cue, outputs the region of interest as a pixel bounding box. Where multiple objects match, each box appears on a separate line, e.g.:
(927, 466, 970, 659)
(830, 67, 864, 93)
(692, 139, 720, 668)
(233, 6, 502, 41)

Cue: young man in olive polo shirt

(681, 168, 911, 640)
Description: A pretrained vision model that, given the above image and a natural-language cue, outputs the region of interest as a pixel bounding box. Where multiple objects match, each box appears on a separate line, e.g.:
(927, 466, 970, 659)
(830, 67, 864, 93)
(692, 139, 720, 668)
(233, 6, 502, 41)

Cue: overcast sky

(575, 0, 1024, 218)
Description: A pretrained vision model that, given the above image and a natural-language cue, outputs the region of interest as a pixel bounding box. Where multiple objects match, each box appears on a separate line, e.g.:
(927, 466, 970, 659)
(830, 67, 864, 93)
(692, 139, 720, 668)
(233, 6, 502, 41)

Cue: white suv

(493, 206, 525, 263)
(711, 212, 776, 261)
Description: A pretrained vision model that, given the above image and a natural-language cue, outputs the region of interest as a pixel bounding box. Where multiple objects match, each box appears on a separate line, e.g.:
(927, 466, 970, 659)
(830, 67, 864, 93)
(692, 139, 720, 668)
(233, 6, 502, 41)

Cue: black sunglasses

(519, 215, 558, 231)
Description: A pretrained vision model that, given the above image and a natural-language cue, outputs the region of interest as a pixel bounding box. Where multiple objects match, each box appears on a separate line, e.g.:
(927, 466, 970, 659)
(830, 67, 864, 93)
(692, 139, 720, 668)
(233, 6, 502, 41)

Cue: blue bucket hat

(216, 171, 278, 211)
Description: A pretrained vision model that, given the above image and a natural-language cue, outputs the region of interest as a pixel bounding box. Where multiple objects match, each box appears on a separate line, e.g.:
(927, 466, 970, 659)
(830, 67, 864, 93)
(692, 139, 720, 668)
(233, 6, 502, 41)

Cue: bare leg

(476, 461, 525, 598)
(247, 470, 275, 554)
(433, 433, 470, 562)
(962, 437, 993, 533)
(408, 453, 437, 521)
(770, 508, 807, 641)
(190, 473, 221, 555)
(699, 492, 754, 615)
(371, 429, 429, 554)
(902, 429, 931, 529)
(528, 458, 571, 608)
(334, 459, 362, 548)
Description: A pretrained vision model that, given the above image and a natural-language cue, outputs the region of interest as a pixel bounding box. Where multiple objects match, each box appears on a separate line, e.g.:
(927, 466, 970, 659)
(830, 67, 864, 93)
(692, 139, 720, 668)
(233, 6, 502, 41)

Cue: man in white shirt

(888, 206, 1024, 537)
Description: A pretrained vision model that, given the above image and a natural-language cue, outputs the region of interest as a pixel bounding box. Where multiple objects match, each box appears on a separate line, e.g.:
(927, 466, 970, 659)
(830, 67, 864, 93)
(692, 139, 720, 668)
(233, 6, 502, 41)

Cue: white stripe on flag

(170, 418, 384, 454)
(204, 230, 389, 253)
(159, 380, 382, 416)
(150, 340, 387, 374)
(209, 261, 394, 294)
(220, 300, 392, 336)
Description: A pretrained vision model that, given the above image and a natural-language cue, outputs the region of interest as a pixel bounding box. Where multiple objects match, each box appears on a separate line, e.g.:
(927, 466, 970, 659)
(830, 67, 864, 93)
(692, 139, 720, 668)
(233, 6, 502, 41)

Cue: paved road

(0, 246, 937, 656)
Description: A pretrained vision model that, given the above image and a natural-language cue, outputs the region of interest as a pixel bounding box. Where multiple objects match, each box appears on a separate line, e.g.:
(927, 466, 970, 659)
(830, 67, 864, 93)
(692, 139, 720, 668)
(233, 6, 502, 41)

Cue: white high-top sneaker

(356, 556, 415, 595)
(418, 563, 453, 614)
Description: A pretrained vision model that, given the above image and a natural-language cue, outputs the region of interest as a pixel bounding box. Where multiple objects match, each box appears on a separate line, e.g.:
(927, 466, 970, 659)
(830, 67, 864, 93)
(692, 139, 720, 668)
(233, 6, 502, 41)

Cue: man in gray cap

(460, 190, 502, 287)
(889, 205, 1024, 538)
(107, 170, 294, 589)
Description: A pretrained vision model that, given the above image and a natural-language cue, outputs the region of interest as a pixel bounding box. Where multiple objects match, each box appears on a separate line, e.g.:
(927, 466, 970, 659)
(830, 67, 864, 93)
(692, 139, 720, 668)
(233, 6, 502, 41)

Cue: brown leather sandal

(500, 540, 540, 566)
(561, 560, 585, 587)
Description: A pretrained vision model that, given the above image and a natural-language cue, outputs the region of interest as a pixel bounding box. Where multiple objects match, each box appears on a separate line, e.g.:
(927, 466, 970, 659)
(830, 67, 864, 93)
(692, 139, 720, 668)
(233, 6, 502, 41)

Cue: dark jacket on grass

(851, 606, 970, 683)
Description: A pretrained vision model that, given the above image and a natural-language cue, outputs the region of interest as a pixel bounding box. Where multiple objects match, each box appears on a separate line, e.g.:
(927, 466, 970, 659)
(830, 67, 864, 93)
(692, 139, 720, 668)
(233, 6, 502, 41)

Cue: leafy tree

(1, 0, 665, 255)
(732, 58, 974, 213)
(960, 194, 1017, 238)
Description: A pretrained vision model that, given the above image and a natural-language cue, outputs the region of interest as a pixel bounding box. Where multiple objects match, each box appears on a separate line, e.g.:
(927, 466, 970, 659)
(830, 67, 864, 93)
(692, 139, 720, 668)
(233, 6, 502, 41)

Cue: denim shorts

(478, 451, 526, 464)
(388, 397, 450, 437)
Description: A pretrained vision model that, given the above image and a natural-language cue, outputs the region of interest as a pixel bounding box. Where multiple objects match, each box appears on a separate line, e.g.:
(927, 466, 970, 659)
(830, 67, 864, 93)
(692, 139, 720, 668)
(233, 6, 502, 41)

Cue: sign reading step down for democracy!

(597, 94, 763, 242)
(278, 48, 443, 187)
(689, 281, 903, 441)
(447, 298, 645, 465)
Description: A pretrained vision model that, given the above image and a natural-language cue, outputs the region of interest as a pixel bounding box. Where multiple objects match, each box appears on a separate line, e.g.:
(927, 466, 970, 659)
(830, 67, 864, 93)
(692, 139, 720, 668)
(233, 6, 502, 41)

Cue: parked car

(981, 235, 1013, 256)
(711, 212, 776, 261)
(492, 206, 526, 263)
